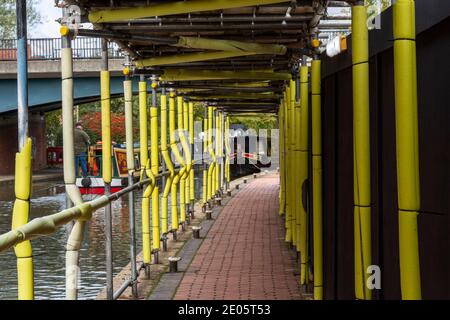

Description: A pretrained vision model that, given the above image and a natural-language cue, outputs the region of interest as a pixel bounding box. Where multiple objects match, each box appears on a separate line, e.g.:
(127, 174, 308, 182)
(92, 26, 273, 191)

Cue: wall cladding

(319, 1, 449, 299)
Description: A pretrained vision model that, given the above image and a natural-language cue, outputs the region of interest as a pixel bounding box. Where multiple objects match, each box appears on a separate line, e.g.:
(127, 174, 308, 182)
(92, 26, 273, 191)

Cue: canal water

(0, 170, 204, 300)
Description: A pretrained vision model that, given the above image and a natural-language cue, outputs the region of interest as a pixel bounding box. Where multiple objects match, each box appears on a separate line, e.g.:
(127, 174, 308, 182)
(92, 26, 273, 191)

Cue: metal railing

(0, 37, 123, 61)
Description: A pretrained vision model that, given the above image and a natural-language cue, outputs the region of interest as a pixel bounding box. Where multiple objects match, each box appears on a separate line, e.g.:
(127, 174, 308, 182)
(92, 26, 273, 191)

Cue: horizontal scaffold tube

(176, 36, 287, 55)
(160, 69, 291, 82)
(0, 176, 164, 254)
(88, 0, 290, 23)
(135, 51, 256, 68)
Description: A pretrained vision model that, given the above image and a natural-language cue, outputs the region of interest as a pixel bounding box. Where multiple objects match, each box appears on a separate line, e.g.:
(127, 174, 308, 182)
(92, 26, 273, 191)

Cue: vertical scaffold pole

(202, 107, 208, 209)
(183, 99, 190, 222)
(299, 60, 310, 288)
(289, 80, 298, 251)
(393, 0, 421, 300)
(60, 24, 85, 300)
(12, 0, 34, 300)
(352, 2, 372, 300)
(179, 97, 187, 227)
(150, 77, 160, 263)
(311, 58, 323, 300)
(161, 89, 175, 241)
(169, 91, 181, 239)
(101, 38, 114, 300)
(284, 89, 292, 244)
(139, 75, 152, 277)
(279, 99, 286, 216)
(123, 66, 138, 297)
(189, 102, 195, 213)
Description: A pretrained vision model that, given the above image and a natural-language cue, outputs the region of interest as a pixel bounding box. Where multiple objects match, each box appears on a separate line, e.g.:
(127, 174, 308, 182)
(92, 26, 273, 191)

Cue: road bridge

(0, 0, 448, 303)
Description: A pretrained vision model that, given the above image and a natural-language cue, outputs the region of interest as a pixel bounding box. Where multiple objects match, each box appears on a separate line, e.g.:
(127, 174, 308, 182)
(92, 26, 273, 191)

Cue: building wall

(0, 114, 47, 175)
(319, 3, 449, 299)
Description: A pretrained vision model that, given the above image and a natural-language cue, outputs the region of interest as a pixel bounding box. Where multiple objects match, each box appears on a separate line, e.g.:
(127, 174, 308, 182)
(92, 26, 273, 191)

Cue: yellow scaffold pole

(189, 102, 195, 212)
(311, 58, 323, 300)
(299, 63, 310, 287)
(179, 97, 187, 227)
(225, 116, 231, 190)
(100, 39, 115, 299)
(393, 0, 421, 300)
(202, 110, 209, 208)
(139, 77, 154, 276)
(289, 80, 298, 250)
(352, 2, 372, 300)
(207, 107, 217, 203)
(184, 100, 190, 222)
(150, 79, 160, 260)
(12, 138, 34, 300)
(169, 92, 185, 239)
(161, 90, 175, 238)
(279, 99, 286, 216)
(215, 112, 221, 196)
(284, 88, 292, 243)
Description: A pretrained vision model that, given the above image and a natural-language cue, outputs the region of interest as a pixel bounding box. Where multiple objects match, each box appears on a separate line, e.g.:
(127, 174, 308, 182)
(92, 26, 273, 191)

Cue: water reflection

(0, 169, 204, 300)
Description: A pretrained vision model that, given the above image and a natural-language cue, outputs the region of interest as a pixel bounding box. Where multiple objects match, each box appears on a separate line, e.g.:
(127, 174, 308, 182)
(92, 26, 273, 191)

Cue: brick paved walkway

(174, 174, 303, 300)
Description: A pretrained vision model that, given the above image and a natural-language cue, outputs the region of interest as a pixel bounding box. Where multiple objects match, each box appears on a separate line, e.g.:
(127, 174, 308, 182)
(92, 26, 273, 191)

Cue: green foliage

(0, 0, 42, 38)
(229, 115, 277, 131)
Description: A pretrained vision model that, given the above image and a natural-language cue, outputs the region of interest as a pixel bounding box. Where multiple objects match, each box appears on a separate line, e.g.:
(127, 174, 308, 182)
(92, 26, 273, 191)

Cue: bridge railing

(0, 37, 124, 61)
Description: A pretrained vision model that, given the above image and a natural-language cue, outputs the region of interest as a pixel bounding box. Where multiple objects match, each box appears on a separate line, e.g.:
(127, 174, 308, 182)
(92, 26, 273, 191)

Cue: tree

(0, 0, 42, 39)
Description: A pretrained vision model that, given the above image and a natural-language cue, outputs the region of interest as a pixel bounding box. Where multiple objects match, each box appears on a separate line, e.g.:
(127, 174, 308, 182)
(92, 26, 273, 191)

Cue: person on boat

(74, 121, 91, 177)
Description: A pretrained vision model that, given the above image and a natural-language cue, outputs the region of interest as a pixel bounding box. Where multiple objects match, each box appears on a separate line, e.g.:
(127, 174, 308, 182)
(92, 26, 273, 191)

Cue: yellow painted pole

(289, 81, 298, 250)
(203, 114, 208, 207)
(393, 0, 421, 300)
(184, 100, 190, 220)
(101, 70, 112, 184)
(161, 91, 174, 236)
(189, 102, 195, 206)
(207, 107, 217, 202)
(169, 92, 184, 234)
(299, 65, 310, 286)
(311, 59, 323, 300)
(138, 78, 152, 270)
(284, 88, 293, 243)
(225, 116, 231, 188)
(215, 112, 221, 196)
(179, 97, 187, 225)
(139, 79, 149, 174)
(150, 80, 160, 253)
(279, 100, 286, 216)
(352, 3, 372, 300)
(11, 138, 34, 300)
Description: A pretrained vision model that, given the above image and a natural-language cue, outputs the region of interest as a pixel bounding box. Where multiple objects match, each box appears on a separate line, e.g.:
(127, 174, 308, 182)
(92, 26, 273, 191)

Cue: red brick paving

(174, 174, 303, 300)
